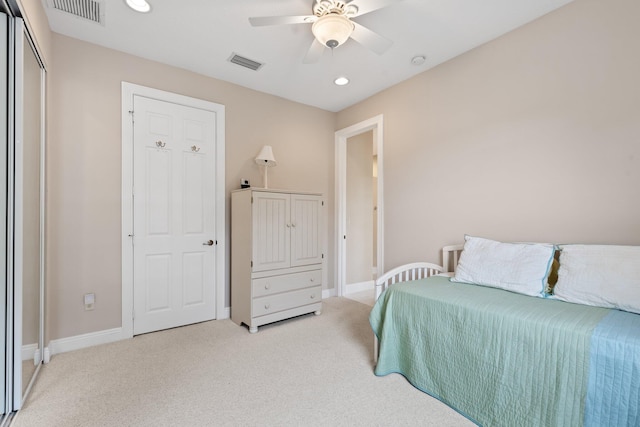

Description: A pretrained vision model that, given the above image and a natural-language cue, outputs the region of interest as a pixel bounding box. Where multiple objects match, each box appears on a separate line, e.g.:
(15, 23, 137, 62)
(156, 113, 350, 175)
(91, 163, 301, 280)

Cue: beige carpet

(12, 297, 474, 427)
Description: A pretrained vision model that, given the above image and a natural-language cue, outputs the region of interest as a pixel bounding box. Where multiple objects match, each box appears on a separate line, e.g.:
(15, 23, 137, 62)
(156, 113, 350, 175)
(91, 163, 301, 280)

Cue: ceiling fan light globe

(311, 14, 354, 49)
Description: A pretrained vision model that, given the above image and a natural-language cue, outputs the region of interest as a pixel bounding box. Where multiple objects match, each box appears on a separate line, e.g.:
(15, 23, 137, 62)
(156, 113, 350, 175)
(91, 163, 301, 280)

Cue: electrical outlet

(84, 293, 95, 311)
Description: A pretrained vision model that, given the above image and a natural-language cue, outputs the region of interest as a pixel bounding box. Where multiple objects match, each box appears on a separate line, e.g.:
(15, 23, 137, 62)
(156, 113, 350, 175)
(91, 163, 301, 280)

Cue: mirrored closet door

(1, 6, 46, 420)
(0, 8, 9, 419)
(18, 26, 45, 405)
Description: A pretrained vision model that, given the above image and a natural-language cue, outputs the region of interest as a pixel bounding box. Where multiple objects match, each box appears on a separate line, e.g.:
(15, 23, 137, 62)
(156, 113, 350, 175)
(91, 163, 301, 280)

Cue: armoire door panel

(291, 195, 323, 267)
(252, 193, 290, 272)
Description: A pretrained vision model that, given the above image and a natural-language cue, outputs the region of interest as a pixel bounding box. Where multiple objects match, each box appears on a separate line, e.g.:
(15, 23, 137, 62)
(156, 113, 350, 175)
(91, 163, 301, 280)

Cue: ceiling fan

(249, 0, 404, 63)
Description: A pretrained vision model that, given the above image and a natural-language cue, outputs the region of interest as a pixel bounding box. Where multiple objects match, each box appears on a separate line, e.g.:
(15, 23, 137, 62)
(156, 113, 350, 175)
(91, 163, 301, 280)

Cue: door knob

(203, 240, 214, 246)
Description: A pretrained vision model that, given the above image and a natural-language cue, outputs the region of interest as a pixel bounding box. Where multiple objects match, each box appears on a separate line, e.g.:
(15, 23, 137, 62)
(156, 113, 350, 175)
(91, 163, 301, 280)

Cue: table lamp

(255, 145, 277, 189)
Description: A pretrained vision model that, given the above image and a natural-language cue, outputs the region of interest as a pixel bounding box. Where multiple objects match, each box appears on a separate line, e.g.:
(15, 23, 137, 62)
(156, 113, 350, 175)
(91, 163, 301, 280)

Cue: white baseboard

(47, 310, 233, 358)
(48, 327, 127, 357)
(320, 286, 372, 299)
(345, 280, 374, 295)
(220, 307, 230, 319)
(322, 288, 336, 299)
(21, 343, 38, 362)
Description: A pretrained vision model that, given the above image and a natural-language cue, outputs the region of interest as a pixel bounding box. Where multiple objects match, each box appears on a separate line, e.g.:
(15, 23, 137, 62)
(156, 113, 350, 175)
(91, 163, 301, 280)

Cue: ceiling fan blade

(303, 39, 325, 64)
(350, 22, 393, 55)
(348, 0, 404, 17)
(249, 15, 316, 27)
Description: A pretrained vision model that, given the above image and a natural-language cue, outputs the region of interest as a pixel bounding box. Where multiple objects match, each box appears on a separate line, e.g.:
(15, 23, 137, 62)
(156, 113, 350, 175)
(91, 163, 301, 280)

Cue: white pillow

(451, 235, 555, 297)
(553, 244, 640, 314)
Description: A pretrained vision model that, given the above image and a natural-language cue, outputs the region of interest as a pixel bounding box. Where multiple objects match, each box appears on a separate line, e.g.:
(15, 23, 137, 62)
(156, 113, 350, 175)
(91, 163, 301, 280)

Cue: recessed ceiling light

(334, 76, 350, 86)
(411, 55, 426, 66)
(125, 0, 151, 13)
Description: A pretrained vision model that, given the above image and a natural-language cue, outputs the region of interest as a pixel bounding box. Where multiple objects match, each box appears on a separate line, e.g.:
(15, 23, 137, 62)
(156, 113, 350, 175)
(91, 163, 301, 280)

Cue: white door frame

(121, 82, 226, 338)
(335, 115, 384, 297)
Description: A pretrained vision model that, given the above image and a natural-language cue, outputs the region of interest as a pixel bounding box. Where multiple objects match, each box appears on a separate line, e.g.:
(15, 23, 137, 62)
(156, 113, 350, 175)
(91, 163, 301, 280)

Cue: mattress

(370, 275, 640, 426)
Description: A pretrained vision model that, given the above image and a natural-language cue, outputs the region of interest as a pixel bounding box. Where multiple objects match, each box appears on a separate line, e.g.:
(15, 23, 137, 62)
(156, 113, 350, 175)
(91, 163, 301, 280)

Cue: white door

(133, 95, 217, 335)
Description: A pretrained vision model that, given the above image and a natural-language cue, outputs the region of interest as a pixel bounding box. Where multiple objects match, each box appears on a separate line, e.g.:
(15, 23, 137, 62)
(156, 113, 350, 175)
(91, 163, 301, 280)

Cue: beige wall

(337, 0, 640, 269)
(47, 34, 335, 341)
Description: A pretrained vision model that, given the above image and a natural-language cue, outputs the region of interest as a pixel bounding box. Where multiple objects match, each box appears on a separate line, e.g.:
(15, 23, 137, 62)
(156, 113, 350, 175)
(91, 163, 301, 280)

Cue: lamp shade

(311, 14, 354, 49)
(255, 145, 277, 167)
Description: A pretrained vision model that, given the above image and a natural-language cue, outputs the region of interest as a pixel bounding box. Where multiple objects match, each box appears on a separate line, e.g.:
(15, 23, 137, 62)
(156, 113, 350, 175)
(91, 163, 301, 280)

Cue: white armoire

(231, 189, 324, 333)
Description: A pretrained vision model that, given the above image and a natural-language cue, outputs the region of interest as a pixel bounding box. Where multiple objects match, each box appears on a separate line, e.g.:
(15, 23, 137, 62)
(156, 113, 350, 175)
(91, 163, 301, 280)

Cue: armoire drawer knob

(310, 278, 314, 282)
(264, 304, 270, 310)
(264, 283, 270, 290)
(310, 294, 315, 299)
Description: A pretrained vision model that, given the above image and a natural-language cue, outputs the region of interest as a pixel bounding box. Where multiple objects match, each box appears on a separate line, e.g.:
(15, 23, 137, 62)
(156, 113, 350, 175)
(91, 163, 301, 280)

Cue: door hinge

(251, 196, 253, 203)
(129, 110, 134, 123)
(322, 253, 324, 259)
(215, 240, 218, 245)
(322, 201, 324, 206)
(251, 260, 253, 267)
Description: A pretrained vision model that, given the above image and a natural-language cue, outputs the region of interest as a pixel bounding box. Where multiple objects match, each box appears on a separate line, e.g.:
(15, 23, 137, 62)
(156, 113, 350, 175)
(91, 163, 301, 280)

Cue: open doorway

(345, 131, 376, 305)
(335, 115, 384, 305)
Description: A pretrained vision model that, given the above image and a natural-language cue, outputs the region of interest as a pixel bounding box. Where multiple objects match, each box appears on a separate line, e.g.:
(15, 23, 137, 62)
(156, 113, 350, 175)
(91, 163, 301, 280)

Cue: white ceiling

(42, 0, 575, 112)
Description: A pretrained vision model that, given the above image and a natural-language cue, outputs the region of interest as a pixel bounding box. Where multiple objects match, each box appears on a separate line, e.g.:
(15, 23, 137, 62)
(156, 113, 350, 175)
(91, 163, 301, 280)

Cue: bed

(370, 239, 640, 427)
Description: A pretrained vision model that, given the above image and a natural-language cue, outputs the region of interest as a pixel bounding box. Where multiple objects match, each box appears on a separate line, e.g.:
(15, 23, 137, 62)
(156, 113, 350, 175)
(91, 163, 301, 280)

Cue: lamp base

(263, 166, 269, 189)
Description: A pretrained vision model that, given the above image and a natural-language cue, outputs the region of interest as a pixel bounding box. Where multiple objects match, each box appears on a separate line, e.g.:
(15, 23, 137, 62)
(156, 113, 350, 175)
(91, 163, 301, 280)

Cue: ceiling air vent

(47, 0, 105, 25)
(228, 53, 264, 71)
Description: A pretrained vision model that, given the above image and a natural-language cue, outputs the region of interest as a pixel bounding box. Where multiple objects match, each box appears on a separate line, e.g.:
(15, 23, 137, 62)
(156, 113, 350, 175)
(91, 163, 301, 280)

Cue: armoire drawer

(252, 286, 322, 317)
(252, 269, 321, 297)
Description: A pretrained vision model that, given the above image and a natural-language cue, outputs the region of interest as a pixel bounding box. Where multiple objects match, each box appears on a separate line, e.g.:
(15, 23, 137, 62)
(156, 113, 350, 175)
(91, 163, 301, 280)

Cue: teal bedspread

(585, 310, 640, 426)
(370, 276, 639, 426)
